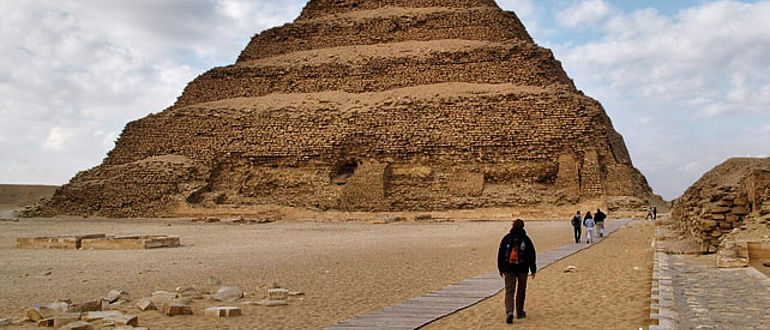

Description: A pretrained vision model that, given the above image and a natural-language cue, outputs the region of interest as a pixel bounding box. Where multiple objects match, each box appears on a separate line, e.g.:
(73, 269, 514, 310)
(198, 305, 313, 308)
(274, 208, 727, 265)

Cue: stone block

(710, 206, 731, 214)
(263, 300, 288, 307)
(82, 311, 123, 322)
(150, 291, 178, 307)
(725, 214, 739, 222)
(205, 306, 242, 318)
(708, 213, 725, 220)
(731, 206, 751, 216)
(53, 313, 82, 327)
(163, 303, 193, 316)
(268, 289, 289, 301)
(699, 219, 717, 227)
(105, 289, 130, 303)
(27, 302, 68, 321)
(35, 318, 54, 327)
(135, 298, 156, 311)
(103, 314, 138, 327)
(0, 318, 11, 326)
(16, 234, 105, 250)
(212, 287, 243, 302)
(81, 235, 180, 250)
(67, 300, 100, 313)
(60, 321, 92, 330)
(176, 287, 203, 299)
(734, 197, 749, 206)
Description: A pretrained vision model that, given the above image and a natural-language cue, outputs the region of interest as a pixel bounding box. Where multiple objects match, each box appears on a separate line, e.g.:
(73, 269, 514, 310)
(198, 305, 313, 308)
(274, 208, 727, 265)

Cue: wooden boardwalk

(326, 219, 632, 329)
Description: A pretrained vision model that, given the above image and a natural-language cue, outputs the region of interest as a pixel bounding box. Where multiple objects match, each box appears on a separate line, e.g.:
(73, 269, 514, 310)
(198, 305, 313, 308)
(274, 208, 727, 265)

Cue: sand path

(425, 220, 654, 329)
(0, 218, 587, 329)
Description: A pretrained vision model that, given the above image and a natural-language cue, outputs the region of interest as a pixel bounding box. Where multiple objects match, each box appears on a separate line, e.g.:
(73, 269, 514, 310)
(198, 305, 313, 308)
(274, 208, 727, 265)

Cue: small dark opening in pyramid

(30, 0, 659, 218)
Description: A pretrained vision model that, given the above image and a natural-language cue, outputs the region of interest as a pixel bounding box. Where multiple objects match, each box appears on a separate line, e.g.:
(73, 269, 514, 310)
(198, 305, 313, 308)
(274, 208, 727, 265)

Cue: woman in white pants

(583, 211, 595, 244)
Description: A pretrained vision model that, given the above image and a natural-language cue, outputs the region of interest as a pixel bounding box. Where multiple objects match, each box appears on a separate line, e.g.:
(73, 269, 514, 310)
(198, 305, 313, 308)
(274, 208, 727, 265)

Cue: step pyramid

(35, 0, 657, 217)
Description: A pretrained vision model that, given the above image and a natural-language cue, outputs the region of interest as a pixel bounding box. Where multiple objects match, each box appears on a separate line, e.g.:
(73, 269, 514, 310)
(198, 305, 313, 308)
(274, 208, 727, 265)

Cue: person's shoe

(506, 312, 514, 324)
(517, 312, 527, 319)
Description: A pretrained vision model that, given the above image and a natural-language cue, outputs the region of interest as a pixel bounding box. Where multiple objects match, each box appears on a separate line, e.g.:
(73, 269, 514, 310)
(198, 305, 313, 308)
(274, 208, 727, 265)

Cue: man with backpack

(571, 211, 582, 243)
(594, 208, 607, 237)
(497, 219, 537, 324)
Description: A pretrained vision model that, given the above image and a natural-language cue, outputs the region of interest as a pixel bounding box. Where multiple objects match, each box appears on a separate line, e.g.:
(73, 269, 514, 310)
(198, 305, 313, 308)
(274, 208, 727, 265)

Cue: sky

(1, 0, 768, 200)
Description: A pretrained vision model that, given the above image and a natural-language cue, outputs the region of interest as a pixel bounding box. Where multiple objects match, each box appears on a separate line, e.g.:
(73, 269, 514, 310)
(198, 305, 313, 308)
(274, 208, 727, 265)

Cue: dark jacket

(595, 211, 607, 223)
(497, 228, 537, 274)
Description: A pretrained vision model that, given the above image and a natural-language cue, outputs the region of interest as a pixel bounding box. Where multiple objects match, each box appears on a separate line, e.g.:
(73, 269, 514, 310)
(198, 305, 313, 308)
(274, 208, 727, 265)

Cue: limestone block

(708, 213, 725, 220)
(163, 303, 193, 316)
(176, 286, 203, 299)
(718, 222, 733, 229)
(103, 314, 138, 327)
(135, 298, 156, 311)
(53, 313, 82, 327)
(35, 318, 54, 327)
(710, 206, 731, 214)
(0, 318, 11, 326)
(731, 206, 751, 216)
(212, 287, 243, 302)
(81, 236, 180, 250)
(105, 289, 130, 303)
(725, 214, 739, 222)
(263, 300, 289, 306)
(67, 300, 100, 313)
(205, 306, 242, 318)
(150, 291, 178, 307)
(82, 311, 123, 322)
(268, 289, 289, 301)
(16, 234, 105, 250)
(60, 321, 92, 330)
(734, 197, 749, 206)
(27, 302, 68, 321)
(710, 231, 722, 238)
(699, 219, 717, 228)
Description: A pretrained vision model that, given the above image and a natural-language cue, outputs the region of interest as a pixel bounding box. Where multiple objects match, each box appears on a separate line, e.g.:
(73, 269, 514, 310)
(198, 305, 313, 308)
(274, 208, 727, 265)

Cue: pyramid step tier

(179, 41, 574, 107)
(238, 7, 531, 62)
(297, 0, 500, 21)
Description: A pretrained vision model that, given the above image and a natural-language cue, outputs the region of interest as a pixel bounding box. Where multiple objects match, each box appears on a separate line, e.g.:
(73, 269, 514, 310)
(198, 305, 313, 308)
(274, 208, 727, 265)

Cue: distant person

(571, 211, 582, 244)
(594, 208, 607, 237)
(653, 207, 658, 220)
(645, 206, 654, 220)
(498, 219, 537, 324)
(584, 211, 595, 243)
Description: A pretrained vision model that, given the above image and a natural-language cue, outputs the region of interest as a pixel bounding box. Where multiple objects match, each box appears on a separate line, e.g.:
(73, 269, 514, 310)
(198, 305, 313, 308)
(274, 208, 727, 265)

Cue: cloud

(550, 0, 770, 199)
(0, 0, 305, 185)
(557, 0, 613, 28)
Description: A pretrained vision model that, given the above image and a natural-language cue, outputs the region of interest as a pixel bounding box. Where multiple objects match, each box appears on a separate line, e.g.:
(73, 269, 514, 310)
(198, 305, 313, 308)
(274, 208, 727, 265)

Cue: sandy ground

(0, 217, 606, 329)
(425, 220, 654, 330)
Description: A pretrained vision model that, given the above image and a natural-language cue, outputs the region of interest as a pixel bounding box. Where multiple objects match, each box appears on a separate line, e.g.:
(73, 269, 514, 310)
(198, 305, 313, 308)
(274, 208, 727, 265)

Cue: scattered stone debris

(149, 291, 178, 307)
(135, 298, 156, 311)
(563, 265, 578, 273)
(16, 234, 180, 250)
(82, 311, 124, 322)
(211, 287, 243, 302)
(176, 286, 203, 300)
(205, 306, 241, 318)
(53, 313, 82, 327)
(163, 303, 193, 316)
(105, 289, 131, 303)
(61, 321, 92, 330)
(103, 314, 139, 327)
(288, 291, 305, 297)
(716, 240, 749, 268)
(27, 302, 68, 321)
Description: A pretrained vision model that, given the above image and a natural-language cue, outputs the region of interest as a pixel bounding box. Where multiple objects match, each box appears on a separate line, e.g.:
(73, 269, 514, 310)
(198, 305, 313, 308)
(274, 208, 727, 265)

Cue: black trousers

(573, 225, 582, 243)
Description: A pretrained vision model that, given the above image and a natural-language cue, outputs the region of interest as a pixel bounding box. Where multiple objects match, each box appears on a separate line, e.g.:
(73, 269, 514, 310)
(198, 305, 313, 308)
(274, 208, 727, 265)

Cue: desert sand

(0, 217, 613, 329)
(425, 220, 654, 329)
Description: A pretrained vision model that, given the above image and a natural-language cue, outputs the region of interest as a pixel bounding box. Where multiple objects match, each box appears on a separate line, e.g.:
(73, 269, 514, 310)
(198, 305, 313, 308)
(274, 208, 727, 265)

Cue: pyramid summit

(33, 0, 658, 217)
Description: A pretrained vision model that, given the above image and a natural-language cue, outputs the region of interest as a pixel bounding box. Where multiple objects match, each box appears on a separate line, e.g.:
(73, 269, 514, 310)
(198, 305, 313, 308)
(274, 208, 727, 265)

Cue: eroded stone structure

(672, 158, 770, 252)
(32, 0, 656, 217)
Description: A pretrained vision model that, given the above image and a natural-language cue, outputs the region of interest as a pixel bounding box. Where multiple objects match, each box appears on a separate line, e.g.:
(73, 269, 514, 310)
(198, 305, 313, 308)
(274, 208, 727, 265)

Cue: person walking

(571, 211, 582, 244)
(645, 206, 654, 220)
(594, 208, 607, 237)
(653, 207, 658, 220)
(498, 219, 537, 324)
(584, 211, 595, 244)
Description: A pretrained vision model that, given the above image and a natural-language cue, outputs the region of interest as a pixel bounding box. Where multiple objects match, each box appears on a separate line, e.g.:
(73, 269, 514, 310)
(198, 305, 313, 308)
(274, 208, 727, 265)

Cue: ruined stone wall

(672, 158, 770, 252)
